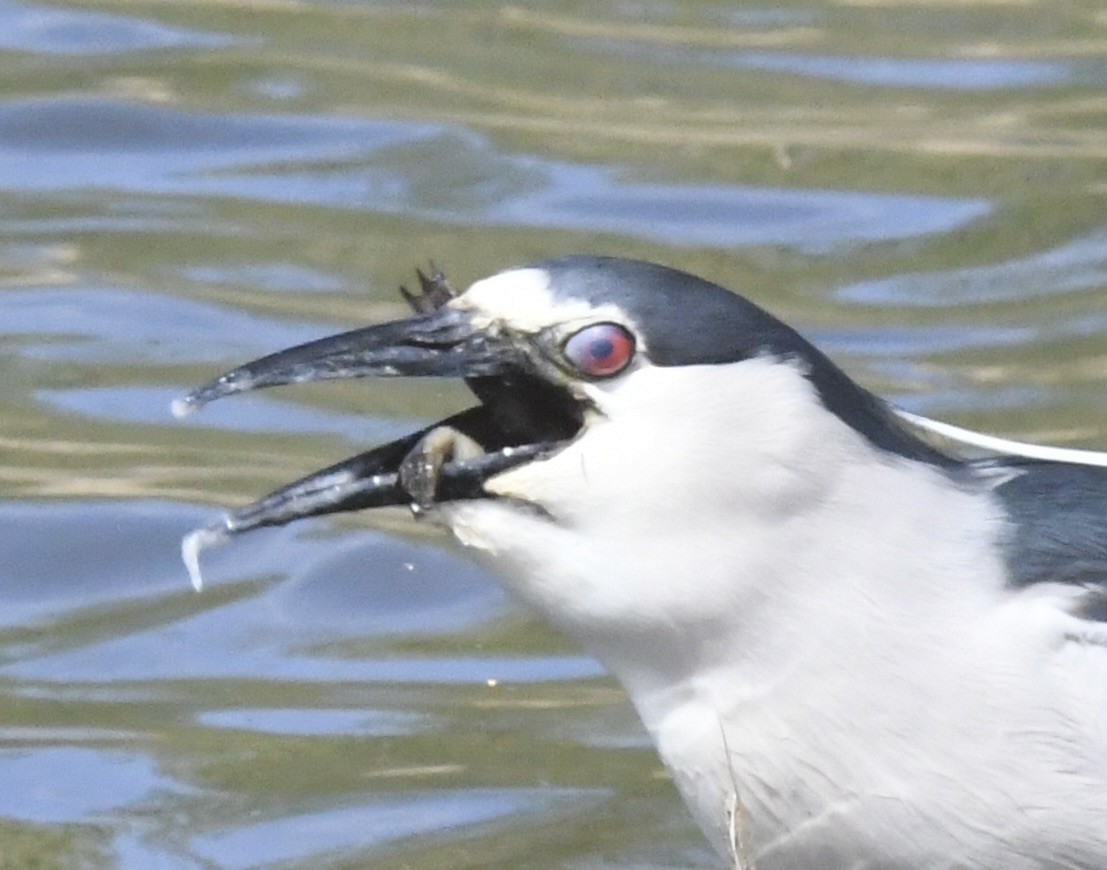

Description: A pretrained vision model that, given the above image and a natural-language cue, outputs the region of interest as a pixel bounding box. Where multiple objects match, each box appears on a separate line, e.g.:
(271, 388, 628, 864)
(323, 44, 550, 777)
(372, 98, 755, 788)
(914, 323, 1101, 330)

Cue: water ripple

(0, 747, 175, 823)
(0, 99, 990, 250)
(36, 385, 416, 443)
(838, 231, 1107, 306)
(0, 0, 234, 55)
(0, 288, 340, 363)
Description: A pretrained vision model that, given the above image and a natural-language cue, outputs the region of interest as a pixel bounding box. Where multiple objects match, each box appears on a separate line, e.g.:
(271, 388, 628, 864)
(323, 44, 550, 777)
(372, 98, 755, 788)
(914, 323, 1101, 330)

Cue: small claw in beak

(399, 263, 458, 315)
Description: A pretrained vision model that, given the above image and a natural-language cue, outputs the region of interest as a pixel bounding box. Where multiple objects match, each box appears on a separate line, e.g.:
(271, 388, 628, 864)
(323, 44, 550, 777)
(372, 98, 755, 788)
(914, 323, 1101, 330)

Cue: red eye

(563, 323, 635, 378)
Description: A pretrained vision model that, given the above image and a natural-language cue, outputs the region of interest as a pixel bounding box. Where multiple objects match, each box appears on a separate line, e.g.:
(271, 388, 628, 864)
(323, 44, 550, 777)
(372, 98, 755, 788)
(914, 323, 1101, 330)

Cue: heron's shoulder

(983, 459, 1107, 623)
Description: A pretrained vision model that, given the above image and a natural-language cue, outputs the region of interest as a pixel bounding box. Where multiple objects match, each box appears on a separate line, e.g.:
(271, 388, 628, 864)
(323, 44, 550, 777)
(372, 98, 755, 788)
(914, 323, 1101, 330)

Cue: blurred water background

(0, 1, 1104, 867)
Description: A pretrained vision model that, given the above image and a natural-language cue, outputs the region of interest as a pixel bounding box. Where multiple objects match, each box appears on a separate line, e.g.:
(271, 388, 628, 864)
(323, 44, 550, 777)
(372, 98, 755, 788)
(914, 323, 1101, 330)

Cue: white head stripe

(456, 267, 629, 334)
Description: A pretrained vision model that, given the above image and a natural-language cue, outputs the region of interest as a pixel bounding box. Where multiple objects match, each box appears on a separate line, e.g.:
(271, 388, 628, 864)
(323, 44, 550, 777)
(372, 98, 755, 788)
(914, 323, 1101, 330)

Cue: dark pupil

(589, 337, 614, 361)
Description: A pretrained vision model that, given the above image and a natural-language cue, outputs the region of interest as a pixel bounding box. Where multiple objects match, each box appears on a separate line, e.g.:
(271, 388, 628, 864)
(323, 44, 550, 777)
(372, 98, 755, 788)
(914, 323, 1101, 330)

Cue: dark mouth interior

(457, 371, 584, 452)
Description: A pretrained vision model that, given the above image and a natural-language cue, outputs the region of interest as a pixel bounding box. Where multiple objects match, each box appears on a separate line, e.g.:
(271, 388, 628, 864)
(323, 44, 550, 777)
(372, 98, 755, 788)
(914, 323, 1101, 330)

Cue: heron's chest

(644, 689, 850, 865)
(639, 667, 977, 869)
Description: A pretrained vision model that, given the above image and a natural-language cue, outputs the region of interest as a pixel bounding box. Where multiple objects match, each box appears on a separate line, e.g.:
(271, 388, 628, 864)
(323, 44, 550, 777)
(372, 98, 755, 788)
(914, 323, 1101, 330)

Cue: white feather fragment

(181, 522, 231, 591)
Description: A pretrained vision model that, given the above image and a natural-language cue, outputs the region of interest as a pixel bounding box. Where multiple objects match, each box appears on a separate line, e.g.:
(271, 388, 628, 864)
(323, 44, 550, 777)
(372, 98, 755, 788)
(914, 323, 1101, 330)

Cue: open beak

(176, 290, 582, 589)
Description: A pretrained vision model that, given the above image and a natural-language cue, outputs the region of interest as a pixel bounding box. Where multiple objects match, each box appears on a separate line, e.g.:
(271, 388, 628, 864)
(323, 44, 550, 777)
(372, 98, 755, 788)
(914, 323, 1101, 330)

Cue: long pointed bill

(172, 306, 518, 417)
(176, 301, 579, 590)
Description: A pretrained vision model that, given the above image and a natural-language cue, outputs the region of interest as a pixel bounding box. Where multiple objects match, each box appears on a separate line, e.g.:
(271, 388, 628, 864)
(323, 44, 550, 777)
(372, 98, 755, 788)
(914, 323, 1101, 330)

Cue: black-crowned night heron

(176, 256, 1107, 869)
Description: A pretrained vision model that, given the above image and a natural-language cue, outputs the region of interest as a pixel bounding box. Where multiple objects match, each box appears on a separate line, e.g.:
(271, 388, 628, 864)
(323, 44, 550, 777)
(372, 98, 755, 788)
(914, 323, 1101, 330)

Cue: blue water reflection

(0, 288, 339, 363)
(0, 0, 233, 55)
(0, 500, 602, 685)
(196, 707, 432, 737)
(37, 386, 417, 442)
(838, 231, 1107, 306)
(0, 747, 175, 823)
(728, 51, 1068, 90)
(583, 39, 1070, 91)
(0, 99, 990, 250)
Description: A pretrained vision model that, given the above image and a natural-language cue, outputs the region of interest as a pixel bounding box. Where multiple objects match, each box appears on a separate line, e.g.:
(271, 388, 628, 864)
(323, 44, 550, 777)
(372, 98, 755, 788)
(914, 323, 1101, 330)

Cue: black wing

(989, 460, 1107, 622)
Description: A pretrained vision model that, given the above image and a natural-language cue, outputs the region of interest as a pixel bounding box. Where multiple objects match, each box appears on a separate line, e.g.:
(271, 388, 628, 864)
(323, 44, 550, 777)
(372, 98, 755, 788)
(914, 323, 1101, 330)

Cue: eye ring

(562, 322, 636, 378)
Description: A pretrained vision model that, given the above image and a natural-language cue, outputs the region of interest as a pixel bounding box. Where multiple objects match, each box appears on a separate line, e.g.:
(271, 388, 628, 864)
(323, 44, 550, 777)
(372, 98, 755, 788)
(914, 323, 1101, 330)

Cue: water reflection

(0, 748, 173, 824)
(489, 169, 990, 248)
(839, 230, 1107, 306)
(0, 0, 232, 55)
(196, 707, 431, 737)
(37, 386, 415, 442)
(0, 288, 336, 363)
(686, 49, 1069, 91)
(0, 99, 990, 250)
